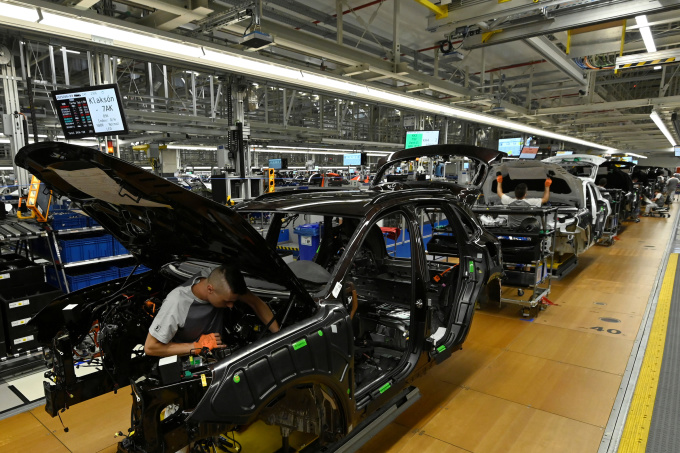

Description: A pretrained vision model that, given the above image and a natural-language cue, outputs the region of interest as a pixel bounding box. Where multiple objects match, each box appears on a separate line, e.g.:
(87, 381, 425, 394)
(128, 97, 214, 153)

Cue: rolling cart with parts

(473, 206, 558, 317)
(598, 188, 623, 246)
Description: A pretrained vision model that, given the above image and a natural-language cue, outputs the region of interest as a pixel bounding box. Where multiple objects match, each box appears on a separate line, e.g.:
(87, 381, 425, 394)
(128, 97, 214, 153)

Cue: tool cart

(473, 206, 558, 317)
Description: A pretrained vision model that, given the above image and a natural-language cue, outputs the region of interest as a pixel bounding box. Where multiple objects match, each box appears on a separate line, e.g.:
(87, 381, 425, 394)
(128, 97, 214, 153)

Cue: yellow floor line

(618, 253, 678, 453)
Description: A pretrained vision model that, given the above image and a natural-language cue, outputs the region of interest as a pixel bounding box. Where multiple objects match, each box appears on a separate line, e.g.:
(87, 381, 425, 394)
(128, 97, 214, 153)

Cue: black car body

(17, 142, 502, 453)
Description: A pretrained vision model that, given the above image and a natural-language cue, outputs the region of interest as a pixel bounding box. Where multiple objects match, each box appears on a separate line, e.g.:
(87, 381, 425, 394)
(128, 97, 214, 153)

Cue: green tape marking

(293, 339, 308, 350)
(379, 383, 391, 394)
(437, 345, 446, 353)
(469, 261, 474, 273)
(318, 330, 324, 336)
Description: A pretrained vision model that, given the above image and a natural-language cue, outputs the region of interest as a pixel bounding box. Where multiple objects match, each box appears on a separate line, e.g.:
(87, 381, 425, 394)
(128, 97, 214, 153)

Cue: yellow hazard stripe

(277, 246, 299, 251)
(619, 253, 678, 452)
(622, 57, 676, 69)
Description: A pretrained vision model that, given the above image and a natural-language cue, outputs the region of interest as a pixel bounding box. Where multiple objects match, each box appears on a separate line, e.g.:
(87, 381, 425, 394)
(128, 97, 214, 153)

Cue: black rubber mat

(646, 256, 680, 452)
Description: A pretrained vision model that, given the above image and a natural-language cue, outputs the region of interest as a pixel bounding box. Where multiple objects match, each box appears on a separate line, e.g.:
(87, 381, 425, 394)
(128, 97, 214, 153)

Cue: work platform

(0, 207, 677, 452)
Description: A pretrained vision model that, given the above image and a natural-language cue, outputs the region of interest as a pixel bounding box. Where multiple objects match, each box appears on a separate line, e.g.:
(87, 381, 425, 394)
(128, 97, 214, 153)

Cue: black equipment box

(1, 283, 62, 354)
(0, 254, 45, 290)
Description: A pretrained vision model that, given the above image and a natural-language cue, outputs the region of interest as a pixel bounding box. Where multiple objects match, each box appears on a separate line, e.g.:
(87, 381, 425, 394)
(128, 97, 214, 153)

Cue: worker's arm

(496, 174, 504, 199)
(541, 178, 552, 204)
(241, 291, 280, 333)
(144, 332, 225, 357)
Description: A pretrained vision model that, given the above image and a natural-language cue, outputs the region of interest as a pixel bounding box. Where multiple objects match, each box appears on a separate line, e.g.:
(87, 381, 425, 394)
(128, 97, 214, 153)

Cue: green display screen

(405, 130, 440, 149)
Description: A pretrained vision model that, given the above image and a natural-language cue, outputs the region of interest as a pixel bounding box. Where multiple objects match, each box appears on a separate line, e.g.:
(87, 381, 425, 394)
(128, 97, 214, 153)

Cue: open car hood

(482, 160, 585, 208)
(371, 144, 504, 191)
(542, 154, 606, 181)
(15, 142, 312, 301)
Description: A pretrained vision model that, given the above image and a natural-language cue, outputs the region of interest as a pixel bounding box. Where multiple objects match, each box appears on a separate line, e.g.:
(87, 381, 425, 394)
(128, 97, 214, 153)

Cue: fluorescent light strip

(650, 110, 677, 146)
(0, 1, 615, 152)
(635, 15, 657, 53)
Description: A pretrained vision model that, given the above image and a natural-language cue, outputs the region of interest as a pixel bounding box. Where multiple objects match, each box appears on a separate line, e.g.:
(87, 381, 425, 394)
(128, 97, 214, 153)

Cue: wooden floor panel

(422, 389, 604, 453)
(507, 323, 634, 374)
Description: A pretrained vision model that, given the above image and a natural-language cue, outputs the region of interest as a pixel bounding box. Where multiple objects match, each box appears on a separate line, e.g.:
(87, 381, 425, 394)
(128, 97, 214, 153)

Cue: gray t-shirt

(500, 193, 542, 228)
(149, 269, 224, 344)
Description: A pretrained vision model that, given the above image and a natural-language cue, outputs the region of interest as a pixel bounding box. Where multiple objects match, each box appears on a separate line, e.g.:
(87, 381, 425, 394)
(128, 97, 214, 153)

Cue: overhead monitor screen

(519, 146, 539, 159)
(52, 84, 129, 139)
(268, 158, 288, 170)
(621, 156, 633, 162)
(343, 153, 366, 166)
(675, 146, 680, 157)
(498, 137, 523, 157)
(405, 130, 440, 149)
(556, 151, 573, 156)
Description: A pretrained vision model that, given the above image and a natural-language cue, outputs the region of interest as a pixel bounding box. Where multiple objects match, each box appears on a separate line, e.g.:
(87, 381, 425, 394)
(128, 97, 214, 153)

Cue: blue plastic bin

(47, 266, 120, 291)
(57, 235, 113, 263)
(294, 223, 321, 261)
(115, 264, 151, 277)
(112, 238, 129, 256)
(278, 229, 290, 243)
(51, 212, 89, 230)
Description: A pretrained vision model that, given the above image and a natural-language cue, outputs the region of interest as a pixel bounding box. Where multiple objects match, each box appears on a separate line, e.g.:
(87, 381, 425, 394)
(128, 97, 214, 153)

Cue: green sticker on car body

(469, 261, 474, 273)
(233, 375, 241, 383)
(379, 383, 391, 394)
(437, 345, 446, 353)
(293, 339, 308, 350)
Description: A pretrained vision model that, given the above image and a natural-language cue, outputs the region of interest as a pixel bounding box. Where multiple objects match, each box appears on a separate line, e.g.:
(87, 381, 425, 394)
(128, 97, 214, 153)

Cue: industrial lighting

(635, 15, 656, 53)
(650, 110, 677, 146)
(654, 66, 662, 70)
(624, 152, 647, 159)
(0, 0, 616, 152)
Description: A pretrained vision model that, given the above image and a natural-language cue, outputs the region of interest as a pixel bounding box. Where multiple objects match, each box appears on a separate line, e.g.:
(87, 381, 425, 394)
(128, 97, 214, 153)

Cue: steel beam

(523, 36, 586, 87)
(534, 95, 680, 115)
(461, 0, 680, 49)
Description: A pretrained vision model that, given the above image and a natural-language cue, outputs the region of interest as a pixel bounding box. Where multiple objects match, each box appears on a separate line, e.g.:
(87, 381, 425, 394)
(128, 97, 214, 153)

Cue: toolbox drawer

(0, 256, 45, 289)
(0, 283, 63, 323)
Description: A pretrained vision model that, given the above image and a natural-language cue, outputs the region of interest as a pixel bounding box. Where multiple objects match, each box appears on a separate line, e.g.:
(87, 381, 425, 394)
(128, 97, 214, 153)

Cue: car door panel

(189, 305, 353, 424)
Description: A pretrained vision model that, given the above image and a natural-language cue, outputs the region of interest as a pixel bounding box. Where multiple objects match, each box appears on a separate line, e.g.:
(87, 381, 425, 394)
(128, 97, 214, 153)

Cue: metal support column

(61, 47, 70, 86)
(1, 49, 30, 194)
(336, 0, 343, 45)
(393, 0, 400, 72)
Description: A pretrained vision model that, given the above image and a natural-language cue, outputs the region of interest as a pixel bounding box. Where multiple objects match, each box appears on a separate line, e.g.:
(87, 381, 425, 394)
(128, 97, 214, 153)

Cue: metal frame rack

(473, 206, 558, 317)
(598, 188, 624, 246)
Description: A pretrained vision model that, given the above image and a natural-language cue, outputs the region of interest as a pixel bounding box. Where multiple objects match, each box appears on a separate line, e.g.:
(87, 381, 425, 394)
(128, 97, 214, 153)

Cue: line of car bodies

(16, 142, 641, 452)
(18, 142, 504, 453)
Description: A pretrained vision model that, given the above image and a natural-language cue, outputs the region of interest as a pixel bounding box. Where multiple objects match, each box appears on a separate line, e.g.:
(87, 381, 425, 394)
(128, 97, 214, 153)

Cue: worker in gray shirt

(144, 264, 279, 357)
(665, 173, 679, 204)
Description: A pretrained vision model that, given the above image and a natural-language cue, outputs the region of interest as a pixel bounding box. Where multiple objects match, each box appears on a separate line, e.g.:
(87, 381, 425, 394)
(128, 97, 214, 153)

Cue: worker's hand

(545, 178, 552, 187)
(193, 333, 226, 351)
(496, 175, 503, 184)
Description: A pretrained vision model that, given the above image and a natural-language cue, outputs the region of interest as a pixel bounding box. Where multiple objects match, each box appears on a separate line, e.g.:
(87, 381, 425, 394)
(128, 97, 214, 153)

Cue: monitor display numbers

(519, 146, 539, 159)
(405, 131, 440, 149)
(343, 153, 365, 166)
(52, 84, 128, 139)
(498, 137, 523, 157)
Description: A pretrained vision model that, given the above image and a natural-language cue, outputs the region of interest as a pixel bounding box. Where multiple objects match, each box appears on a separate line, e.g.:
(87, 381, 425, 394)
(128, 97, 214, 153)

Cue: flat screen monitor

(405, 130, 440, 149)
(519, 146, 539, 159)
(556, 151, 573, 156)
(621, 156, 633, 162)
(675, 146, 680, 157)
(497, 137, 523, 157)
(463, 162, 469, 170)
(268, 158, 288, 170)
(348, 168, 355, 174)
(51, 84, 129, 139)
(343, 153, 366, 166)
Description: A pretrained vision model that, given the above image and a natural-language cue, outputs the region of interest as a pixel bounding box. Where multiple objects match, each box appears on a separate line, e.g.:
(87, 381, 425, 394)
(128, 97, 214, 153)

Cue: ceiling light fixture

(635, 15, 656, 53)
(0, 0, 616, 152)
(650, 110, 677, 146)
